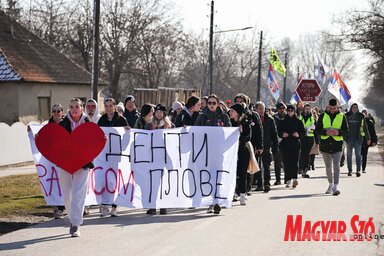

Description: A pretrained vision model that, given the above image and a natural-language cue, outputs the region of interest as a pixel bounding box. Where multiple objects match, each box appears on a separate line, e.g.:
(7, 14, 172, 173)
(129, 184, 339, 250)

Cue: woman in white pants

(58, 98, 95, 237)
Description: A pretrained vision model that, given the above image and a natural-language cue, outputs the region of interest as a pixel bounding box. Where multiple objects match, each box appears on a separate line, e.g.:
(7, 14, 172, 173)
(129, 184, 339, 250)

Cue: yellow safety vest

(321, 112, 344, 141)
(360, 119, 365, 137)
(299, 115, 315, 137)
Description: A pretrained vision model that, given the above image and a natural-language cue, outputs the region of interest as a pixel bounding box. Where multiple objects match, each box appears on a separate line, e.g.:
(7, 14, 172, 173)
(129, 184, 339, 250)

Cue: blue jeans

(347, 139, 362, 172)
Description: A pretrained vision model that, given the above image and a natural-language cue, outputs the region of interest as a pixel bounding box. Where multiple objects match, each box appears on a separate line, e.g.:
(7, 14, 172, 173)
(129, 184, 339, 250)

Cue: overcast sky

(173, 0, 371, 103)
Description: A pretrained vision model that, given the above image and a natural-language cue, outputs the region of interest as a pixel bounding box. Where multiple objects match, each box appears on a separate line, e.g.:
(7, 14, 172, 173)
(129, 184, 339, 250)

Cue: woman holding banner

(195, 94, 231, 214)
(97, 98, 129, 217)
(174, 96, 201, 127)
(229, 103, 251, 205)
(58, 98, 94, 237)
(145, 104, 174, 215)
(134, 103, 155, 129)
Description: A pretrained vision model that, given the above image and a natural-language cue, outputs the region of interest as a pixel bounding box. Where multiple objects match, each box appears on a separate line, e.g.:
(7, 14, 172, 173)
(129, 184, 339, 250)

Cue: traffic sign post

(294, 79, 322, 103)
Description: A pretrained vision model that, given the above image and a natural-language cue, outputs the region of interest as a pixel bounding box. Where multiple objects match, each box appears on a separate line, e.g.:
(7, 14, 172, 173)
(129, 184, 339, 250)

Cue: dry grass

(0, 174, 51, 217)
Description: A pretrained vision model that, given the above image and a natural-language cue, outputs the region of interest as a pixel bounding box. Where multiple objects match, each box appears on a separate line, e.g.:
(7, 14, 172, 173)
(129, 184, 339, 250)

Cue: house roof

(0, 10, 93, 84)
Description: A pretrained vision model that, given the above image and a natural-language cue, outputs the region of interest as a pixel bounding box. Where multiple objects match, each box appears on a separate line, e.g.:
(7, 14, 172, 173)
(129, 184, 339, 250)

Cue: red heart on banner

(35, 122, 106, 174)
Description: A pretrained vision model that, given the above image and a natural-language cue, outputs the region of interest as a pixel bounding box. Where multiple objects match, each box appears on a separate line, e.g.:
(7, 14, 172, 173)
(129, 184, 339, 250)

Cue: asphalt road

(1, 147, 383, 256)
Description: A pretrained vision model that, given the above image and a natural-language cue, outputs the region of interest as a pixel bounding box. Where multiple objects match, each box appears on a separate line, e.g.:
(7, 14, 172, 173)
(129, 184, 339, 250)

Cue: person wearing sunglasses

(195, 94, 231, 214)
(85, 99, 101, 124)
(47, 104, 66, 219)
(278, 104, 305, 189)
(315, 99, 349, 196)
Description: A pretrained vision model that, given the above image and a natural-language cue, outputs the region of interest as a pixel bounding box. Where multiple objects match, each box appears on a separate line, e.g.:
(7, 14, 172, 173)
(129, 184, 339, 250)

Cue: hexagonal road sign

(295, 79, 322, 103)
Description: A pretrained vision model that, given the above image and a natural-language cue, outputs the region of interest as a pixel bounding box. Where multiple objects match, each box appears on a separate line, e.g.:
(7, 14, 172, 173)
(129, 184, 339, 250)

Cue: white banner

(28, 126, 240, 209)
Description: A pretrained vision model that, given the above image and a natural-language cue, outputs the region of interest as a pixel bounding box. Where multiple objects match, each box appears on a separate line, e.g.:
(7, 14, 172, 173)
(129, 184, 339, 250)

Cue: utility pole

(91, 0, 100, 101)
(208, 0, 214, 95)
(257, 31, 263, 101)
(283, 52, 288, 102)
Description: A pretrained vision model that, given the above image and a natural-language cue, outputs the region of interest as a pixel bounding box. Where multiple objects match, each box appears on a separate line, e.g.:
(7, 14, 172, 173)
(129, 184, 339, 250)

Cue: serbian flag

(327, 71, 351, 105)
(316, 57, 329, 84)
(290, 75, 302, 104)
(267, 63, 281, 101)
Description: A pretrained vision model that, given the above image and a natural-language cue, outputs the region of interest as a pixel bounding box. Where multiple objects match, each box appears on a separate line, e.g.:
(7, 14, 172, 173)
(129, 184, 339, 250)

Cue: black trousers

(282, 146, 300, 180)
(361, 140, 369, 171)
(309, 154, 315, 169)
(299, 137, 314, 172)
(273, 149, 283, 182)
(236, 146, 250, 194)
(255, 150, 272, 187)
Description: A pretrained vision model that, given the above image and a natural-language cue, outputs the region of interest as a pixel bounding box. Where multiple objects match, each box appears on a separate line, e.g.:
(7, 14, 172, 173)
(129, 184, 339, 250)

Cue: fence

(0, 122, 36, 166)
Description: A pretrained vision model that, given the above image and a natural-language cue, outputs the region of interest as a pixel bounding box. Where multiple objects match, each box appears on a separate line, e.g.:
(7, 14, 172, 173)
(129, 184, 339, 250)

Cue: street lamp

(207, 0, 253, 95)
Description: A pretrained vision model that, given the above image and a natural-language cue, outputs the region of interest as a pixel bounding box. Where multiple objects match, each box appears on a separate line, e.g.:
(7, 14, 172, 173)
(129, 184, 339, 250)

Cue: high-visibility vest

(321, 112, 344, 141)
(299, 115, 315, 137)
(360, 119, 365, 137)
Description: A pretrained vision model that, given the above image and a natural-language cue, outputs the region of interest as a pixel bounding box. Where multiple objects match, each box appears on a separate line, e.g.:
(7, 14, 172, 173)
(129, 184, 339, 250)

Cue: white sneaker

(292, 179, 298, 188)
(100, 205, 110, 217)
(71, 226, 80, 237)
(207, 205, 213, 213)
(240, 193, 246, 205)
(325, 184, 333, 194)
(110, 207, 118, 217)
(286, 180, 292, 188)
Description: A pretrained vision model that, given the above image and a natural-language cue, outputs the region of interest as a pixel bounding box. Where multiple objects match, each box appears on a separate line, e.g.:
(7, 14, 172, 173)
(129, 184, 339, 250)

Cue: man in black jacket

(315, 99, 349, 196)
(273, 101, 286, 184)
(254, 101, 279, 192)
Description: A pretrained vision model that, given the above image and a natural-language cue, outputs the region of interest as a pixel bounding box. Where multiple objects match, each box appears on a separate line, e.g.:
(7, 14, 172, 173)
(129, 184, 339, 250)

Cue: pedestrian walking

(98, 98, 129, 217)
(195, 94, 231, 214)
(361, 109, 377, 173)
(345, 103, 371, 177)
(315, 99, 349, 196)
(278, 104, 305, 189)
(273, 101, 286, 185)
(229, 103, 252, 205)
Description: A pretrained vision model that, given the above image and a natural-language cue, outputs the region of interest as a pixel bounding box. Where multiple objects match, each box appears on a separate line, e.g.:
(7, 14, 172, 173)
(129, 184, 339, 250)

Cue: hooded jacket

(345, 104, 370, 142)
(85, 99, 101, 124)
(98, 112, 128, 127)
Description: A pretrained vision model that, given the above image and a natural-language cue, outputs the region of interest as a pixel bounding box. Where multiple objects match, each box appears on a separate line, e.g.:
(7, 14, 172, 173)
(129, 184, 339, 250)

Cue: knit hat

(286, 104, 296, 111)
(276, 101, 286, 109)
(230, 103, 245, 116)
(172, 101, 183, 111)
(141, 103, 154, 117)
(124, 95, 135, 105)
(155, 104, 167, 114)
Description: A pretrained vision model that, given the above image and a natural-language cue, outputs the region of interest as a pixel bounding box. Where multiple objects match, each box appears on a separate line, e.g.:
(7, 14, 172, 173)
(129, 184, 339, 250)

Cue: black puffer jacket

(174, 108, 199, 127)
(98, 112, 128, 127)
(230, 116, 251, 148)
(195, 107, 231, 127)
(278, 114, 306, 149)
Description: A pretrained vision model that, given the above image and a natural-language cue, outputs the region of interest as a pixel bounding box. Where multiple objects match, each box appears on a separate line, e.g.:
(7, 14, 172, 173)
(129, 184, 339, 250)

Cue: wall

(0, 122, 36, 166)
(0, 83, 19, 124)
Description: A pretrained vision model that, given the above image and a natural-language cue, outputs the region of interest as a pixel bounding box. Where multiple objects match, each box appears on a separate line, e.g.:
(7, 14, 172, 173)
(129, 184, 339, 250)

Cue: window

(38, 97, 51, 121)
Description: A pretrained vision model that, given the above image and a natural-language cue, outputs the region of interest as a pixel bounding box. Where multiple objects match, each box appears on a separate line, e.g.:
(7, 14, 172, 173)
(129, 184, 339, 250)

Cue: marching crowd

(44, 93, 378, 237)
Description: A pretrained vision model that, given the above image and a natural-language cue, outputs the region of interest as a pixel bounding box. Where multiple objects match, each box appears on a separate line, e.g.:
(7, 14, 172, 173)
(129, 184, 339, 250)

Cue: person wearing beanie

(145, 103, 174, 215)
(229, 102, 251, 205)
(171, 101, 183, 123)
(233, 93, 264, 193)
(273, 101, 287, 184)
(134, 103, 155, 129)
(345, 103, 371, 177)
(174, 96, 201, 127)
(298, 104, 318, 178)
(315, 98, 349, 196)
(278, 104, 305, 189)
(123, 95, 140, 128)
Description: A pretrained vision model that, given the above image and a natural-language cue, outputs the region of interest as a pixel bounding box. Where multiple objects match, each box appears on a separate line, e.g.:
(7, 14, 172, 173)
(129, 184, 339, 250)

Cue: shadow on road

(268, 193, 329, 200)
(0, 234, 68, 251)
